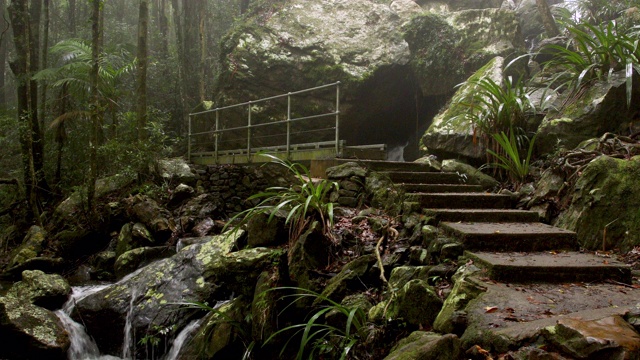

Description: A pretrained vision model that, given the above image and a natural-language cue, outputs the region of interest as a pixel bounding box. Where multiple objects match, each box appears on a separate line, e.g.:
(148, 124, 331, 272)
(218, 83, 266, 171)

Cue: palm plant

(263, 287, 368, 360)
(227, 153, 339, 244)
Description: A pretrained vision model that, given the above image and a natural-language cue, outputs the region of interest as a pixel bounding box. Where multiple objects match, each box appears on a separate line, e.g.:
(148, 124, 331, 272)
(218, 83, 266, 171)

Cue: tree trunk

(68, 0, 75, 36)
(136, 0, 148, 142)
(158, 0, 168, 56)
(88, 0, 101, 218)
(8, 0, 42, 223)
(198, 5, 205, 102)
(0, 0, 8, 106)
(39, 0, 49, 133)
(171, 0, 187, 135)
(536, 0, 559, 38)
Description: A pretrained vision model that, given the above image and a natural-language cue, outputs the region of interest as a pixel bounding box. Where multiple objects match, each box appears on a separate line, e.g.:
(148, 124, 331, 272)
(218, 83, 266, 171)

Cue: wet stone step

(423, 209, 540, 224)
(407, 193, 512, 209)
(401, 184, 483, 193)
(466, 251, 632, 284)
(379, 171, 463, 184)
(440, 222, 578, 252)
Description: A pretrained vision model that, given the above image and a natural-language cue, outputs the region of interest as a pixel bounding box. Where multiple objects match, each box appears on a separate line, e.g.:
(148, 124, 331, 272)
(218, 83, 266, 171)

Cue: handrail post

(247, 101, 252, 163)
(286, 92, 291, 160)
(335, 81, 340, 156)
(187, 114, 192, 162)
(214, 110, 219, 164)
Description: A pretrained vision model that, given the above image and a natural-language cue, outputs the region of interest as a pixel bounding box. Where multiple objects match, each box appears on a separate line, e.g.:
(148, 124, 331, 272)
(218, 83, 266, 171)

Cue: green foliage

(571, 0, 640, 24)
(485, 128, 537, 186)
(458, 76, 535, 160)
(227, 153, 339, 243)
(541, 21, 640, 107)
(264, 287, 368, 360)
(34, 39, 135, 105)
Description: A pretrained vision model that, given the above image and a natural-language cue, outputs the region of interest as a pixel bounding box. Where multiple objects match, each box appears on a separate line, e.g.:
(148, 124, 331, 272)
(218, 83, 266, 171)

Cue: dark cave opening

(342, 65, 450, 161)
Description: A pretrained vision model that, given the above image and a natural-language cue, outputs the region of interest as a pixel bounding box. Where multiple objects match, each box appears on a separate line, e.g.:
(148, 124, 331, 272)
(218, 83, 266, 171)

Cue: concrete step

(423, 209, 540, 224)
(401, 184, 483, 193)
(466, 251, 632, 284)
(407, 193, 513, 209)
(379, 171, 462, 184)
(440, 222, 578, 252)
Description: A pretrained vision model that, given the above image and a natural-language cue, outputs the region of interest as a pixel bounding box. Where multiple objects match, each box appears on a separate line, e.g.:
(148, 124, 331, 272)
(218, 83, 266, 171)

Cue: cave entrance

(342, 65, 449, 162)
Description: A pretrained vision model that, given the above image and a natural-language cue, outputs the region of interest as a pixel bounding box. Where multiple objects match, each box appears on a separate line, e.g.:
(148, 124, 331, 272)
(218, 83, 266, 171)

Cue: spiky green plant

(226, 153, 339, 243)
(485, 128, 537, 187)
(263, 287, 368, 360)
(542, 21, 640, 107)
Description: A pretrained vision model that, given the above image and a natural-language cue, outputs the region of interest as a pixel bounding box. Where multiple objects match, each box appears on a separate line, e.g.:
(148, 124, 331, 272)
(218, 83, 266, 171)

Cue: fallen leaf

(485, 306, 499, 313)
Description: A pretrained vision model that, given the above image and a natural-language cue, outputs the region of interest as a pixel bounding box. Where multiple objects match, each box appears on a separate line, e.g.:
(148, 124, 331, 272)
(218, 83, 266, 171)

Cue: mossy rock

(0, 296, 70, 360)
(8, 270, 71, 310)
(9, 226, 47, 269)
(556, 155, 640, 251)
(384, 331, 462, 360)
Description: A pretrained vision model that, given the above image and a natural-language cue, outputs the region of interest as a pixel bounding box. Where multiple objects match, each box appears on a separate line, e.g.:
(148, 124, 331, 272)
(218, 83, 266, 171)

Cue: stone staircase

(344, 159, 632, 284)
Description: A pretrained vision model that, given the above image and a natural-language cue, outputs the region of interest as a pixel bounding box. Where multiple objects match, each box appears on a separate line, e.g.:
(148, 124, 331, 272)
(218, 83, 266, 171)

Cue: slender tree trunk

(171, 0, 187, 135)
(0, 0, 8, 106)
(8, 0, 42, 223)
(158, 0, 168, 56)
(68, 0, 76, 36)
(198, 5, 205, 102)
(88, 0, 101, 217)
(136, 0, 148, 142)
(39, 0, 49, 133)
(536, 0, 560, 38)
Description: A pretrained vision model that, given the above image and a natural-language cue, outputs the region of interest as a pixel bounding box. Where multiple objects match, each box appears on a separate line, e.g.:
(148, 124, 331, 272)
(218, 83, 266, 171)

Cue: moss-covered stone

(179, 297, 251, 360)
(384, 331, 462, 360)
(442, 159, 499, 190)
(433, 267, 486, 334)
(8, 270, 71, 310)
(556, 155, 640, 251)
(9, 226, 47, 269)
(114, 246, 176, 279)
(536, 71, 640, 153)
(380, 279, 443, 326)
(317, 255, 377, 303)
(0, 295, 70, 360)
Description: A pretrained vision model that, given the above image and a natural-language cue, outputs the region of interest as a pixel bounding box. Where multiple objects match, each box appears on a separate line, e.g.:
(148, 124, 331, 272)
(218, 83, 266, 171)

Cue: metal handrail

(188, 82, 341, 163)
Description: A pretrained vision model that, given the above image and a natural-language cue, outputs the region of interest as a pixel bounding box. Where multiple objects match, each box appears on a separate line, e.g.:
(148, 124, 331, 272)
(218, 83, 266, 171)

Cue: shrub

(226, 153, 339, 244)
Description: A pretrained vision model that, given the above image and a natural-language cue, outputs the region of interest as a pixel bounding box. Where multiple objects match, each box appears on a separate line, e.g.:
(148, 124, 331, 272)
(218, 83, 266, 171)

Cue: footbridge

(187, 82, 387, 166)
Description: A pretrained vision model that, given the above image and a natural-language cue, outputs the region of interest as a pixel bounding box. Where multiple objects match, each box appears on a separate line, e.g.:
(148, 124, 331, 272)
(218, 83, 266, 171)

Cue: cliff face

(212, 0, 525, 159)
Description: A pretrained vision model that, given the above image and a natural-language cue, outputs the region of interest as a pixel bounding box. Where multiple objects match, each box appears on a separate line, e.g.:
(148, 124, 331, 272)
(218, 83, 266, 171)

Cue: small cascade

(162, 318, 204, 360)
(387, 141, 409, 162)
(55, 285, 111, 360)
(121, 288, 140, 359)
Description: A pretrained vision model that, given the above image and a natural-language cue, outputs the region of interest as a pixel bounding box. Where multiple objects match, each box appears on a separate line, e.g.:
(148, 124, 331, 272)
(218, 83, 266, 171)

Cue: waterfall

(55, 285, 112, 360)
(387, 141, 409, 162)
(121, 288, 140, 359)
(162, 318, 204, 360)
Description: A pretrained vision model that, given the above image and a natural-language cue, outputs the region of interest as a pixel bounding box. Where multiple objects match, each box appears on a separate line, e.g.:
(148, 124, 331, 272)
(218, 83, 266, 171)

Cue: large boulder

(53, 173, 134, 225)
(536, 71, 640, 153)
(421, 57, 505, 161)
(72, 230, 278, 358)
(405, 10, 524, 97)
(214, 1, 524, 154)
(155, 157, 197, 186)
(0, 295, 70, 360)
(555, 155, 640, 251)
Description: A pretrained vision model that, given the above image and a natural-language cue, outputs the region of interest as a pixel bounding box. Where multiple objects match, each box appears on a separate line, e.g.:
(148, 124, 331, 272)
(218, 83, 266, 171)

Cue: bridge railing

(188, 82, 341, 164)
